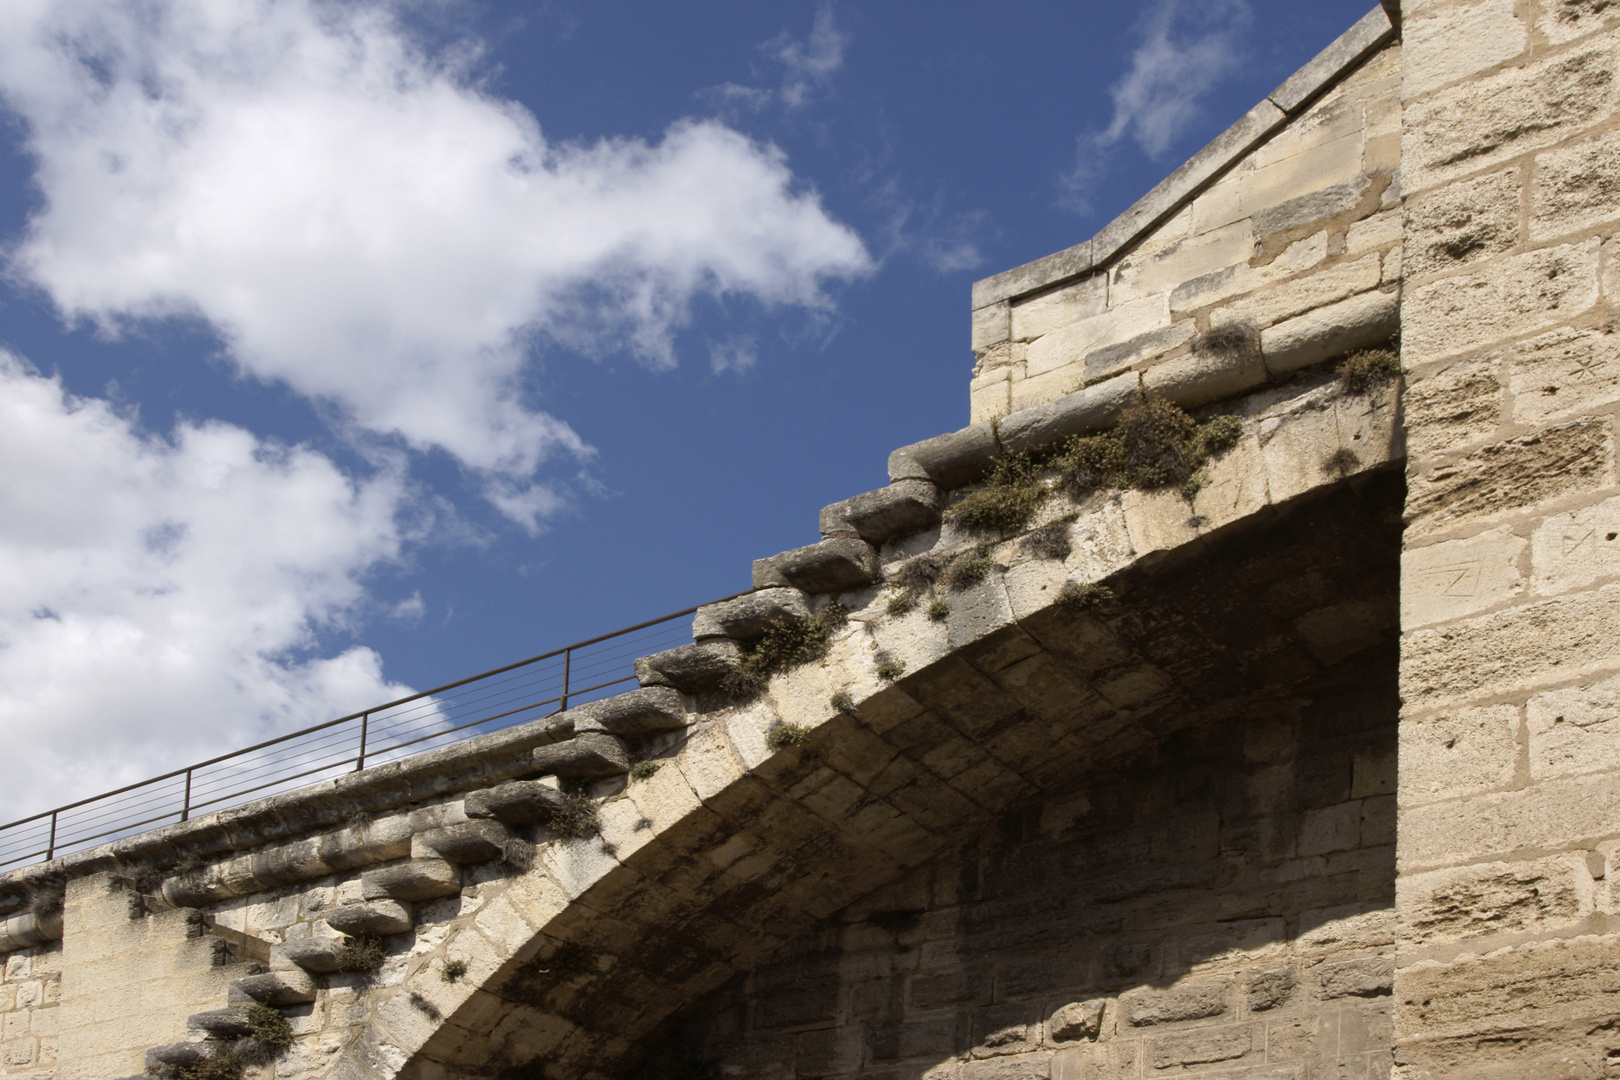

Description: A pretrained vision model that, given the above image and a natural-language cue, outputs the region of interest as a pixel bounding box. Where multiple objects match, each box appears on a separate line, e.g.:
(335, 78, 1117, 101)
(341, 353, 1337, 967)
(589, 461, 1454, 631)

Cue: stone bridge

(6, 2, 1620, 1078)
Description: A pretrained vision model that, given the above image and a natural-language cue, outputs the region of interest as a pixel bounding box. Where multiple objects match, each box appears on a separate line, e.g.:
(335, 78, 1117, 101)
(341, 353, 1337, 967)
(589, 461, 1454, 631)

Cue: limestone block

(1052, 1042, 1141, 1080)
(1402, 0, 1527, 98)
(634, 639, 740, 693)
(1270, 6, 1395, 112)
(1257, 394, 1343, 504)
(750, 555, 790, 588)
(531, 731, 630, 779)
(772, 537, 880, 595)
(1169, 232, 1330, 317)
(972, 1003, 1037, 1057)
(694, 588, 810, 640)
(1142, 327, 1267, 409)
(1397, 934, 1620, 1042)
(973, 301, 1011, 353)
(227, 969, 317, 1006)
(1143, 1024, 1258, 1071)
(1405, 418, 1611, 537)
(1023, 294, 1171, 379)
(963, 1051, 1053, 1080)
(1250, 176, 1381, 262)
(996, 372, 1140, 455)
(1345, 208, 1403, 257)
(1534, 126, 1620, 241)
(1241, 114, 1367, 215)
(1120, 487, 1200, 557)
(1403, 46, 1616, 194)
(1403, 357, 1501, 461)
(1260, 289, 1399, 376)
(1538, 0, 1620, 45)
(1403, 701, 1519, 807)
(971, 368, 1014, 424)
(146, 1042, 219, 1069)
(1246, 968, 1296, 1011)
(1531, 494, 1620, 596)
(889, 424, 999, 489)
(1401, 761, 1620, 868)
(411, 820, 514, 864)
(1081, 322, 1197, 385)
(1401, 529, 1526, 628)
(974, 241, 1093, 310)
(361, 859, 461, 902)
(1299, 802, 1361, 856)
(573, 686, 688, 737)
(1405, 167, 1521, 280)
(276, 938, 345, 974)
(1528, 675, 1620, 779)
(1009, 274, 1107, 342)
(1401, 854, 1594, 949)
(463, 779, 572, 824)
(820, 480, 944, 544)
(1106, 220, 1252, 308)
(1048, 999, 1107, 1043)
(1508, 325, 1620, 427)
(1189, 431, 1269, 533)
(1120, 981, 1229, 1027)
(187, 1006, 257, 1038)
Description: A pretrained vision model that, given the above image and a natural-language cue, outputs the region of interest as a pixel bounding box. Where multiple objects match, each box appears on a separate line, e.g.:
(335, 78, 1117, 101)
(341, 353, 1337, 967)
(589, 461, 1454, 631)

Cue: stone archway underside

(394, 466, 1403, 1080)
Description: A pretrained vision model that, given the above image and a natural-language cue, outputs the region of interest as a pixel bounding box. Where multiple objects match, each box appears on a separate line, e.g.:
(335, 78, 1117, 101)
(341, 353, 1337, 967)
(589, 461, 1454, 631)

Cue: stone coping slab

(971, 5, 1397, 310)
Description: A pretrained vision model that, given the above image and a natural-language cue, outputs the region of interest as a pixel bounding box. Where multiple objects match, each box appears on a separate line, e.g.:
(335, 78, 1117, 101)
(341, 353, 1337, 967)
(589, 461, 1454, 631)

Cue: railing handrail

(0, 587, 754, 839)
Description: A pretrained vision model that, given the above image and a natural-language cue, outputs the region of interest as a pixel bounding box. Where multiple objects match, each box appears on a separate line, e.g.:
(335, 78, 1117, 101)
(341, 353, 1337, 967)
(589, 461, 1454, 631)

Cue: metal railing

(0, 601, 722, 873)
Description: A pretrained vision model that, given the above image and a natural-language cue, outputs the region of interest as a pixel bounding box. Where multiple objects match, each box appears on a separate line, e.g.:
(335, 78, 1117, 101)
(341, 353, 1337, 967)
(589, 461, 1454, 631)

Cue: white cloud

(1062, 0, 1253, 211)
(0, 351, 414, 824)
(706, 4, 848, 114)
(0, 0, 872, 526)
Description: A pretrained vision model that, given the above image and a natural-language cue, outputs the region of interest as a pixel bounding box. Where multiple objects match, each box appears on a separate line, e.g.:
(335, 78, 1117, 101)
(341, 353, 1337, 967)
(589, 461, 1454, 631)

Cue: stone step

(361, 858, 462, 901)
(324, 899, 413, 937)
(411, 820, 514, 864)
(633, 639, 741, 693)
(276, 937, 346, 973)
(693, 588, 810, 639)
(145, 1041, 219, 1070)
(818, 479, 944, 545)
(463, 779, 572, 824)
(188, 1005, 257, 1039)
(531, 731, 629, 779)
(228, 968, 318, 1006)
(572, 687, 688, 737)
(758, 537, 879, 595)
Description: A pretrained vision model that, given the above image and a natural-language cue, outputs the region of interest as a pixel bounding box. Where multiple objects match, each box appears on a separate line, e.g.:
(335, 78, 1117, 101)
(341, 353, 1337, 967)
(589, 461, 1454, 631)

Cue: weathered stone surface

(1270, 6, 1395, 111)
(693, 588, 811, 640)
(1405, 167, 1521, 279)
(1010, 275, 1108, 342)
(411, 820, 514, 864)
(1082, 322, 1197, 384)
(1508, 324, 1620, 427)
(1261, 290, 1399, 375)
(1402, 855, 1594, 947)
(1405, 419, 1611, 536)
(634, 639, 742, 693)
(1402, 0, 1527, 99)
(277, 938, 346, 974)
(228, 969, 318, 1006)
(974, 242, 1094, 310)
(1403, 357, 1501, 460)
(1405, 241, 1602, 363)
(188, 1006, 258, 1038)
(772, 537, 881, 595)
(573, 687, 688, 737)
(324, 900, 413, 937)
(1143, 324, 1267, 408)
(1144, 1025, 1256, 1070)
(820, 480, 945, 544)
(531, 731, 630, 779)
(361, 858, 462, 901)
(463, 779, 572, 824)
(1120, 982, 1229, 1027)
(1397, 935, 1620, 1041)
(889, 424, 1000, 488)
(996, 372, 1140, 454)
(147, 1042, 219, 1068)
(1533, 126, 1620, 240)
(1048, 999, 1106, 1043)
(1401, 528, 1526, 628)
(1527, 675, 1620, 780)
(1251, 175, 1382, 262)
(973, 301, 1011, 353)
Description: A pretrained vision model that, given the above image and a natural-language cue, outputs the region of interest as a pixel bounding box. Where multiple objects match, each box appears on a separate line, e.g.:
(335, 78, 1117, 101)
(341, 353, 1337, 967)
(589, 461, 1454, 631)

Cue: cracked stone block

(694, 588, 811, 639)
(997, 373, 1140, 455)
(188, 1006, 258, 1039)
(412, 820, 515, 864)
(277, 938, 346, 974)
(573, 686, 689, 737)
(819, 479, 945, 544)
(634, 640, 741, 693)
(1262, 290, 1399, 376)
(889, 424, 999, 489)
(228, 969, 318, 1006)
(773, 537, 881, 595)
(532, 731, 630, 779)
(464, 780, 572, 824)
(362, 858, 463, 901)
(324, 900, 413, 937)
(147, 1043, 219, 1069)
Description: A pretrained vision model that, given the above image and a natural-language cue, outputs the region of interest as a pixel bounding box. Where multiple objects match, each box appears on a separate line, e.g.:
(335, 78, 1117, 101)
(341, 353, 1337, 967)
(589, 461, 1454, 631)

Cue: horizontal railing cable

(0, 592, 747, 872)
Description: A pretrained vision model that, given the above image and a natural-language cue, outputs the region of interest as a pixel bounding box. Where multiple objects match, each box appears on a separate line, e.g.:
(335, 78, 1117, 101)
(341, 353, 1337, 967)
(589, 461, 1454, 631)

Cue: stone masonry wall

(1394, 0, 1620, 1077)
(969, 26, 1401, 425)
(0, 945, 60, 1080)
(665, 656, 1397, 1080)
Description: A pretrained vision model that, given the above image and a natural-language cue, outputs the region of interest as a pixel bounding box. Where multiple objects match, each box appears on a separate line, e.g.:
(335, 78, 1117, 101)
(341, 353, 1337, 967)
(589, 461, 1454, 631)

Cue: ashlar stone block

(1533, 125, 1620, 241)
(1528, 674, 1620, 780)
(1401, 854, 1595, 948)
(361, 859, 462, 902)
(1401, 0, 1527, 99)
(1508, 325, 1620, 427)
(1401, 528, 1526, 628)
(1404, 167, 1521, 279)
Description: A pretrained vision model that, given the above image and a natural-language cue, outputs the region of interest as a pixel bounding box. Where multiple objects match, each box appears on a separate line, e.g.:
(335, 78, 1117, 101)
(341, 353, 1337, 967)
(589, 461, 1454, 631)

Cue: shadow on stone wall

(639, 650, 1398, 1080)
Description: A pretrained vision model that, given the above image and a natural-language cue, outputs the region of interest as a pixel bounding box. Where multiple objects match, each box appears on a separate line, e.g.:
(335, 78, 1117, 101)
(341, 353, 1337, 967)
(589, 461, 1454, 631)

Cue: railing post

(356, 712, 369, 772)
(181, 769, 193, 821)
(47, 811, 57, 861)
(560, 648, 572, 712)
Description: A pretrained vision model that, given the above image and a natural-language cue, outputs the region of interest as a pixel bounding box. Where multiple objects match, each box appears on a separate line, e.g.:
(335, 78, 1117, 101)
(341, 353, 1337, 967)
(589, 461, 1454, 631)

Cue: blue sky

(0, 0, 1378, 819)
